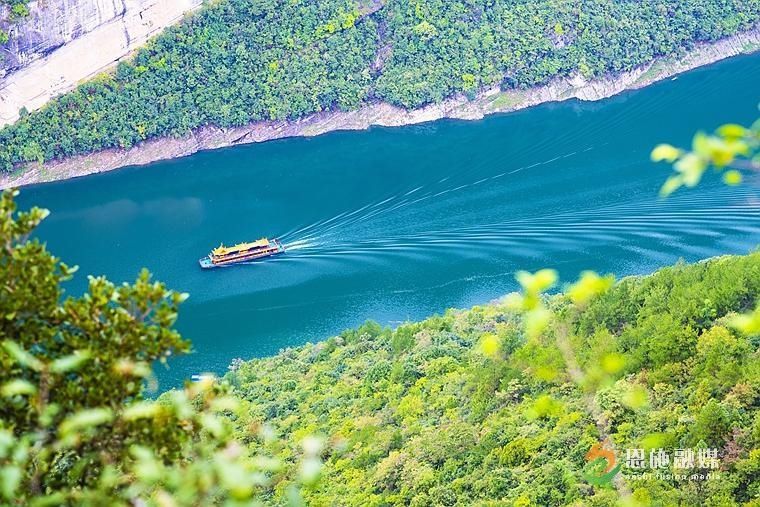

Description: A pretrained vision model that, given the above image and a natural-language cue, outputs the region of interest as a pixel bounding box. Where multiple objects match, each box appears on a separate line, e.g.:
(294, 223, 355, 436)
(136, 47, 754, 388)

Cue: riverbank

(3, 25, 759, 190)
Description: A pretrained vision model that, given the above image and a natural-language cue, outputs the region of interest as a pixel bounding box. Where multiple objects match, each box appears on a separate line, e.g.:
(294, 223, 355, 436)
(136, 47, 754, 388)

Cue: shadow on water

(19, 52, 760, 387)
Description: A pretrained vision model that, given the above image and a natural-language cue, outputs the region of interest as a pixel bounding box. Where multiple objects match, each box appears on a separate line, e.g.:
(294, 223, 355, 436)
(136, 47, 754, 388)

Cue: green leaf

(50, 350, 91, 373)
(524, 307, 552, 339)
(640, 433, 672, 452)
(691, 132, 711, 158)
(29, 493, 67, 507)
(567, 271, 614, 305)
(659, 175, 683, 197)
(722, 169, 743, 186)
(691, 133, 738, 167)
(113, 359, 153, 378)
(725, 138, 750, 157)
(130, 446, 163, 483)
(674, 153, 706, 186)
(299, 456, 322, 486)
(1, 379, 36, 397)
(210, 396, 240, 413)
(515, 269, 557, 295)
(650, 144, 681, 163)
(200, 413, 226, 438)
(1, 341, 44, 371)
(600, 352, 626, 375)
(59, 408, 114, 436)
(0, 465, 21, 499)
(0, 431, 13, 458)
(729, 305, 760, 336)
(122, 401, 161, 421)
(717, 123, 747, 140)
(528, 395, 564, 419)
(478, 333, 500, 358)
(621, 385, 649, 410)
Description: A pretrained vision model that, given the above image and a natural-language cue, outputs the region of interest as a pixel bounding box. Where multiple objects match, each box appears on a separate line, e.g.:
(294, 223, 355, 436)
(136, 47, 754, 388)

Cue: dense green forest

(228, 252, 760, 505)
(1, 0, 759, 171)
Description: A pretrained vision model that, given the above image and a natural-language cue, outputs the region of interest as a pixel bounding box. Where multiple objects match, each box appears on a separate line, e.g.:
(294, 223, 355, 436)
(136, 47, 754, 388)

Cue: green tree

(0, 189, 306, 505)
(652, 118, 760, 195)
(692, 399, 731, 445)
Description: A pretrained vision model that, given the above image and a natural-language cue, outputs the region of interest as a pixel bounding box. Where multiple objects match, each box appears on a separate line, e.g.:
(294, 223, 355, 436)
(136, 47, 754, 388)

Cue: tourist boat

(199, 238, 285, 269)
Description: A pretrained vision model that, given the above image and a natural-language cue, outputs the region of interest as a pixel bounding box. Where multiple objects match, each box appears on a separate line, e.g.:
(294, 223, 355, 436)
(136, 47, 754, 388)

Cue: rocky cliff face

(0, 0, 202, 125)
(1, 0, 126, 77)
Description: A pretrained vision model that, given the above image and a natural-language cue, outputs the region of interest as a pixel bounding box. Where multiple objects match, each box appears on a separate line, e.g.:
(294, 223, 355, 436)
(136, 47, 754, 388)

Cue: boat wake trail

(278, 148, 594, 247)
(277, 179, 760, 268)
(282, 239, 319, 251)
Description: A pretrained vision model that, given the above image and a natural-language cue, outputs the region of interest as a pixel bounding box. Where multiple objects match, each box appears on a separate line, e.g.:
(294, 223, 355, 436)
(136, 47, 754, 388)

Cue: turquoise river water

(19, 53, 760, 387)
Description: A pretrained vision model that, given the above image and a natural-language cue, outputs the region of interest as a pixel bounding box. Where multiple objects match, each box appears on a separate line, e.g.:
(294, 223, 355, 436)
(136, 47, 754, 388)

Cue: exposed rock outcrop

(1, 0, 125, 76)
(0, 0, 202, 125)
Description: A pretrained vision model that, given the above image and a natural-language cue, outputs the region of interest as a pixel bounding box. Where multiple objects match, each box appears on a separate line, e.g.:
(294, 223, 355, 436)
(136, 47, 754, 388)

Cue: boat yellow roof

(212, 238, 270, 256)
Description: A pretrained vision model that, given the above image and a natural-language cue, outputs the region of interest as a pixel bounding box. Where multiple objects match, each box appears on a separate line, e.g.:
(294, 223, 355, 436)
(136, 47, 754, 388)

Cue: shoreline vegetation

(2, 26, 759, 189)
(2, 26, 758, 190)
(0, 0, 759, 188)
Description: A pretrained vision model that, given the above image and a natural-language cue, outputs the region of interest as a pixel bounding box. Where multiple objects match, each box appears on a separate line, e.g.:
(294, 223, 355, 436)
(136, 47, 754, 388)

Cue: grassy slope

(228, 252, 760, 506)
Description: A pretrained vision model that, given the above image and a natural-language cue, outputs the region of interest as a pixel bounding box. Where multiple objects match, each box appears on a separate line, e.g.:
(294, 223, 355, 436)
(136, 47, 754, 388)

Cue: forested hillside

(228, 252, 760, 505)
(1, 0, 759, 171)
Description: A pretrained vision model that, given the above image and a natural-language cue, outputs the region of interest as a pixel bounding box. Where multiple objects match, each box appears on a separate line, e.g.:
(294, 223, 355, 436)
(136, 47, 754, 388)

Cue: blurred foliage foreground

(0, 185, 758, 505)
(0, 190, 319, 506)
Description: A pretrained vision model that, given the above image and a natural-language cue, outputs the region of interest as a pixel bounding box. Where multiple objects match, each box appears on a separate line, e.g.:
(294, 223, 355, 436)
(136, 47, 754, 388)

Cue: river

(19, 53, 760, 387)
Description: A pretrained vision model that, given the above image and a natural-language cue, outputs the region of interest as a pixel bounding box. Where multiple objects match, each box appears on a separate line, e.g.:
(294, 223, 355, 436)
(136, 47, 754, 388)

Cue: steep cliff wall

(0, 0, 203, 126)
(1, 0, 125, 76)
